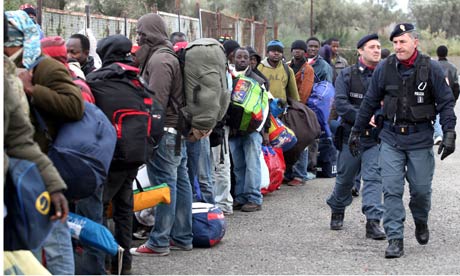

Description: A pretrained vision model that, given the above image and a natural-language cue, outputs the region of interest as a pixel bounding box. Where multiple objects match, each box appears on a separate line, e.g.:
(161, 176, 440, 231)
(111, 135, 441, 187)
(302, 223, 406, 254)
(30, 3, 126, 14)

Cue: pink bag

(261, 146, 286, 195)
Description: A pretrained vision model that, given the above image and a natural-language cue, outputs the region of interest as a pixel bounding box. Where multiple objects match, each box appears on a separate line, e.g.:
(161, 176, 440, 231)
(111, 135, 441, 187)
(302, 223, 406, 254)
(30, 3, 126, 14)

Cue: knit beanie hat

(291, 40, 307, 52)
(223, 39, 240, 57)
(41, 36, 67, 65)
(267, 40, 284, 53)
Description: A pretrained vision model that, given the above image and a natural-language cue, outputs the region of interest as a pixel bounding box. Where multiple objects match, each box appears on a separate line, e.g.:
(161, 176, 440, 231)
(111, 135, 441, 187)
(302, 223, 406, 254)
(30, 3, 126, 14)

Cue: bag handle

(134, 178, 144, 193)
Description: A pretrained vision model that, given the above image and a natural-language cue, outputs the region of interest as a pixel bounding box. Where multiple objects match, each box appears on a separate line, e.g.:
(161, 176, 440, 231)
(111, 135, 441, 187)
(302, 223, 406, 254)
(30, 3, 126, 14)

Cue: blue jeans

(33, 220, 75, 275)
(379, 142, 434, 240)
(212, 126, 233, 212)
(229, 132, 263, 205)
(197, 137, 215, 203)
(327, 143, 383, 220)
(285, 149, 309, 180)
(187, 138, 214, 203)
(146, 132, 193, 252)
(433, 114, 443, 138)
(74, 185, 106, 275)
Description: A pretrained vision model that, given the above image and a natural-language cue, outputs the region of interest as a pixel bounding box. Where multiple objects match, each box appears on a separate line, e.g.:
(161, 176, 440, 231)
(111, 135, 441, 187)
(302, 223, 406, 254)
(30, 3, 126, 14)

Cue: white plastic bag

(260, 150, 269, 190)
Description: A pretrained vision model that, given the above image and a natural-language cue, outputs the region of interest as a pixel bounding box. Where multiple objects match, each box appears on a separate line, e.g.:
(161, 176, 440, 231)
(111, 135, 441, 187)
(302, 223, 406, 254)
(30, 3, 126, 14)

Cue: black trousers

(103, 166, 138, 271)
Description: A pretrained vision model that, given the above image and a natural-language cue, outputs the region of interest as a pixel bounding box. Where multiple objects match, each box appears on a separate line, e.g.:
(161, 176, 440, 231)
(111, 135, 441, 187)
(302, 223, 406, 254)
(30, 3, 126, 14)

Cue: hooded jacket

(136, 14, 183, 128)
(4, 56, 67, 193)
(257, 58, 299, 101)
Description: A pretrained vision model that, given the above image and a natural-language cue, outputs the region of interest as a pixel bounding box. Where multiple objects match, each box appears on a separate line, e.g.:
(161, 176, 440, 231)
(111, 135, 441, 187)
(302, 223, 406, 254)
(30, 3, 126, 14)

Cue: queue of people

(3, 5, 459, 275)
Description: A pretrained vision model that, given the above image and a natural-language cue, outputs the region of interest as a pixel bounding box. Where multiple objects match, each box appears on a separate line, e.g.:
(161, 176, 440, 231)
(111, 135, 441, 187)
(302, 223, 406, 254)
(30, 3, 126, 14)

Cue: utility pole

(176, 0, 181, 32)
(310, 0, 314, 36)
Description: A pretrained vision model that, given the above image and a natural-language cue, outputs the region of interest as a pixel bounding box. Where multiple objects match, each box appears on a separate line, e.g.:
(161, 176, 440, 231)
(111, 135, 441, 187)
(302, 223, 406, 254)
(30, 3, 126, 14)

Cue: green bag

(227, 75, 269, 132)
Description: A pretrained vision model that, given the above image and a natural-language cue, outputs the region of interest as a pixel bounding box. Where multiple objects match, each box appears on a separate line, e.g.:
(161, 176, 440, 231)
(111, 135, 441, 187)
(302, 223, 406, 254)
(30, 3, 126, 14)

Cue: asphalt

(131, 105, 460, 275)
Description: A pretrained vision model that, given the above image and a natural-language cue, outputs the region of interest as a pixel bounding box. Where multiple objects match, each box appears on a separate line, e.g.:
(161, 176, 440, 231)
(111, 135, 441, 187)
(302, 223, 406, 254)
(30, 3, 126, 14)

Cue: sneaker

(241, 202, 262, 212)
(133, 229, 149, 240)
(351, 187, 360, 197)
(130, 244, 169, 257)
(170, 240, 193, 251)
(287, 177, 306, 186)
(434, 136, 442, 145)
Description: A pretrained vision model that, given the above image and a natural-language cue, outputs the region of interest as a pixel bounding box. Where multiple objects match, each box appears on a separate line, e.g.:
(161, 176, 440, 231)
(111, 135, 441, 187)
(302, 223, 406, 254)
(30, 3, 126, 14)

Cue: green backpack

(227, 75, 269, 133)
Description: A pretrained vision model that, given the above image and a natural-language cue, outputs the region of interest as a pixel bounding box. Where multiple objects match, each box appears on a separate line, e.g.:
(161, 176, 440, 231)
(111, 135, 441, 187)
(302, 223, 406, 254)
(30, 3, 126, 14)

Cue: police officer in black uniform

(349, 23, 456, 258)
(327, 34, 385, 240)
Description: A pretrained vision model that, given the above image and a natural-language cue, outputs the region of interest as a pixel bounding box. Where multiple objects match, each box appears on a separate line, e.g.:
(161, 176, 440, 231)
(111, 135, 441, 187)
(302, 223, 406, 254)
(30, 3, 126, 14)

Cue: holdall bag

(227, 75, 269, 133)
(33, 102, 117, 200)
(261, 146, 286, 195)
(106, 166, 171, 218)
(4, 158, 54, 251)
(307, 76, 335, 138)
(268, 114, 297, 151)
(192, 202, 227, 248)
(281, 97, 321, 167)
(316, 137, 338, 178)
(4, 250, 51, 275)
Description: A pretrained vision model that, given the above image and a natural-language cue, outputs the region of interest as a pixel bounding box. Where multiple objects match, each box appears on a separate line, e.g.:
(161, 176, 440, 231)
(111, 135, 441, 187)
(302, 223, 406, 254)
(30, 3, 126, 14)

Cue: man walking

(326, 34, 385, 240)
(349, 23, 456, 258)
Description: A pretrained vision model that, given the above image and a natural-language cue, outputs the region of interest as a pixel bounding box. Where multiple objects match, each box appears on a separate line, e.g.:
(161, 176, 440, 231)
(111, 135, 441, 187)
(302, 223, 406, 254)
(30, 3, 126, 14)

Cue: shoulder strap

(282, 62, 290, 87)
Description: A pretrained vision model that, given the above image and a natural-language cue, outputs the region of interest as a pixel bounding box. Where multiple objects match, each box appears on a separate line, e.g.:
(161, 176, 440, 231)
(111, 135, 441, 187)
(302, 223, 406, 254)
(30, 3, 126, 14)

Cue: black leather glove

(348, 127, 361, 157)
(438, 130, 456, 160)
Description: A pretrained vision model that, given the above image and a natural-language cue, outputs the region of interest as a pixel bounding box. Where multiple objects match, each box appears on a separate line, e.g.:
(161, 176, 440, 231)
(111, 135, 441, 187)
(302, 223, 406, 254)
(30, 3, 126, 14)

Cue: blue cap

(390, 23, 415, 41)
(357, 33, 379, 49)
(267, 40, 284, 52)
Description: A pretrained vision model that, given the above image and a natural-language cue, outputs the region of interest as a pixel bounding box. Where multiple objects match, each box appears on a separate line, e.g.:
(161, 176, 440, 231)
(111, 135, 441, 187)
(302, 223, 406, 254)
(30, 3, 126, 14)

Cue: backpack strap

(282, 62, 290, 87)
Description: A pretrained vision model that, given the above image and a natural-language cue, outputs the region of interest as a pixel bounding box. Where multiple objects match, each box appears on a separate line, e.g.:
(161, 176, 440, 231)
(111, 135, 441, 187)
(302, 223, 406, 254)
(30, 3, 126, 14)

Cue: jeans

(379, 142, 434, 240)
(229, 132, 263, 205)
(146, 132, 193, 252)
(75, 185, 106, 275)
(103, 167, 137, 271)
(433, 114, 443, 138)
(186, 139, 201, 200)
(285, 149, 309, 180)
(212, 126, 233, 213)
(197, 137, 215, 203)
(354, 169, 361, 191)
(327, 143, 383, 220)
(33, 220, 75, 275)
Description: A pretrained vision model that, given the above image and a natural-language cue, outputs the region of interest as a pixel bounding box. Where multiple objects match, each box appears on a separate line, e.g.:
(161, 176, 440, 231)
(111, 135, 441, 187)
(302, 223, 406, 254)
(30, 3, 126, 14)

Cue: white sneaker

(434, 136, 442, 145)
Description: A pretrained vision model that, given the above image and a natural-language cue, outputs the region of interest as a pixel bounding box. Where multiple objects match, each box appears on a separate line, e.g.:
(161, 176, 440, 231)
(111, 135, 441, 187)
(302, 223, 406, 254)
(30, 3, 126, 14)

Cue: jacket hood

(96, 34, 133, 67)
(137, 13, 169, 49)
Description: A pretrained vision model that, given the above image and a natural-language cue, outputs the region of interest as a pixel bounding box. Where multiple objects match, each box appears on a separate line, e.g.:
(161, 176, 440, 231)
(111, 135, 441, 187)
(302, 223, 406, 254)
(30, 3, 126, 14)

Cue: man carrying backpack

(257, 40, 299, 101)
(228, 47, 270, 212)
(326, 34, 385, 241)
(86, 34, 140, 274)
(131, 13, 193, 256)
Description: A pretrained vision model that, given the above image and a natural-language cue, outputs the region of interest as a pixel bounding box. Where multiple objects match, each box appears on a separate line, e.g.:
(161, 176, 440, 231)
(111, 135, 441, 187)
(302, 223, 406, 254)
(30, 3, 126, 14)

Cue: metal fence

(41, 7, 268, 56)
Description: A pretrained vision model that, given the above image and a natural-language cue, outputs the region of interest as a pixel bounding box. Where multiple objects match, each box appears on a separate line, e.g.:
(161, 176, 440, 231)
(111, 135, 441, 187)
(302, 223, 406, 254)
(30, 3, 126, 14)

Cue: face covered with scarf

(4, 10, 41, 69)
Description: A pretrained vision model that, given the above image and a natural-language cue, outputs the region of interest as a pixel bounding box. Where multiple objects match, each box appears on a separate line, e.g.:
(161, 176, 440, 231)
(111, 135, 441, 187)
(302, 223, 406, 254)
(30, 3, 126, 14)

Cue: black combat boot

(415, 222, 429, 245)
(366, 220, 386, 240)
(330, 213, 344, 230)
(385, 239, 404, 258)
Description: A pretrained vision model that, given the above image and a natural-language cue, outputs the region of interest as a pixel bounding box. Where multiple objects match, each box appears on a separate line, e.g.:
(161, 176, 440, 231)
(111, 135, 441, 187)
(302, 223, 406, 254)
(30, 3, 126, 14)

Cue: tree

(409, 0, 460, 38)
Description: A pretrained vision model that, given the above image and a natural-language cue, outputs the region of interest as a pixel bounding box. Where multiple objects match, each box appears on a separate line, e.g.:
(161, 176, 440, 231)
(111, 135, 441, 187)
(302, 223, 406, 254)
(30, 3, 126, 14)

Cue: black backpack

(87, 62, 165, 166)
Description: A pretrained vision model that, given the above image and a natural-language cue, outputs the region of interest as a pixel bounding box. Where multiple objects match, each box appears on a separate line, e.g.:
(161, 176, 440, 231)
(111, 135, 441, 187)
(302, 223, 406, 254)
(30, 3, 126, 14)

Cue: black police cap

(390, 23, 415, 41)
(357, 33, 379, 49)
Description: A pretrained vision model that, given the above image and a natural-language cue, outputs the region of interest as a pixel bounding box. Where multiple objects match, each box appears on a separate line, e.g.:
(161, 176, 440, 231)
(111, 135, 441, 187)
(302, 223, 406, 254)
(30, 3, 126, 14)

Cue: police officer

(326, 34, 385, 240)
(349, 23, 456, 258)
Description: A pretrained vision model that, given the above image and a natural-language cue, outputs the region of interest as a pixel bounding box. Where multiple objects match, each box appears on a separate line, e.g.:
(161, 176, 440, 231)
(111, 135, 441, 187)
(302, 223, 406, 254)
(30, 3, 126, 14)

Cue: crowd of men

(3, 3, 459, 275)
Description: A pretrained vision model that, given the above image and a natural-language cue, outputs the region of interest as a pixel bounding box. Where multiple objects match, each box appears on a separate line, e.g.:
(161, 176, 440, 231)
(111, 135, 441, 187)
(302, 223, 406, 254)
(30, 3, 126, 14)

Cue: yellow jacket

(257, 58, 299, 101)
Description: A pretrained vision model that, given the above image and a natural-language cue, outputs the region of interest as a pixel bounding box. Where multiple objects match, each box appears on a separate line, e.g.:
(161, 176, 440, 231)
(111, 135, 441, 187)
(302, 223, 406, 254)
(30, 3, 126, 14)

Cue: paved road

(132, 106, 460, 275)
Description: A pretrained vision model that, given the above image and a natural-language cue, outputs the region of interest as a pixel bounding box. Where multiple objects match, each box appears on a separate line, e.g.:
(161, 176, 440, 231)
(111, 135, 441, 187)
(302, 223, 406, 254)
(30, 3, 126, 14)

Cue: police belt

(382, 121, 432, 135)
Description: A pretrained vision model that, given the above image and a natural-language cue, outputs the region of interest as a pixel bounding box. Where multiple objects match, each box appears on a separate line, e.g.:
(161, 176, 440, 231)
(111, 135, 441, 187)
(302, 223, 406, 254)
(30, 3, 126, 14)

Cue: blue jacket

(354, 52, 456, 150)
(312, 56, 333, 83)
(335, 61, 378, 148)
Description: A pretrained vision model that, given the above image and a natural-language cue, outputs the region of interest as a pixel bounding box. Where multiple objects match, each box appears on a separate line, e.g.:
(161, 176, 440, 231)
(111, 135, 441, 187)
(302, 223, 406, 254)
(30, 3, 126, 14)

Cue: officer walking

(349, 23, 456, 258)
(327, 34, 385, 240)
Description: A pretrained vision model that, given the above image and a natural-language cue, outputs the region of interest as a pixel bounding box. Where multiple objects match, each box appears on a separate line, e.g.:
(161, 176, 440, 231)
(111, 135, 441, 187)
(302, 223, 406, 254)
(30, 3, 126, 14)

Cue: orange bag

(106, 181, 170, 218)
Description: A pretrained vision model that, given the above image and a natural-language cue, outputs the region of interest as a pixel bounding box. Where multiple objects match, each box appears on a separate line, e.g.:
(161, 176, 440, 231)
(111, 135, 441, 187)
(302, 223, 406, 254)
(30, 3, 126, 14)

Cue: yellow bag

(106, 181, 170, 218)
(4, 250, 51, 275)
